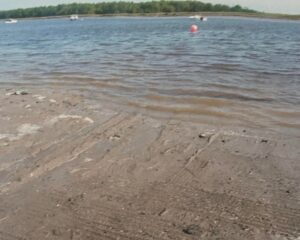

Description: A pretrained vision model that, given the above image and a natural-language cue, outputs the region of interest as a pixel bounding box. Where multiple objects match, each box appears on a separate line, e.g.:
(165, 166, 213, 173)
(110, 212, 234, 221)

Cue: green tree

(0, 1, 257, 19)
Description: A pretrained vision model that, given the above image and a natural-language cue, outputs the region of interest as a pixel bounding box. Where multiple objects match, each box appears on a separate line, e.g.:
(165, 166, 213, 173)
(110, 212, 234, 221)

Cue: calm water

(1, 17, 300, 134)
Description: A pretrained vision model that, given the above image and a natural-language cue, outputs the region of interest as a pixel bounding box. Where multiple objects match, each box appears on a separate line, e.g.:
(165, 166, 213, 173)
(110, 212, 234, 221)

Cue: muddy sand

(0, 88, 299, 240)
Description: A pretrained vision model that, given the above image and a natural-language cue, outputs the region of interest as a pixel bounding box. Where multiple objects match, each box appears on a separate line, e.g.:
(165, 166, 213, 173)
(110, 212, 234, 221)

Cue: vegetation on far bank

(0, 1, 257, 19)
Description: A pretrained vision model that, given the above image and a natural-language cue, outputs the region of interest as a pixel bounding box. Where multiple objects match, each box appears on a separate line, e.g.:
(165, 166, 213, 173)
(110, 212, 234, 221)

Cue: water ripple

(1, 17, 300, 134)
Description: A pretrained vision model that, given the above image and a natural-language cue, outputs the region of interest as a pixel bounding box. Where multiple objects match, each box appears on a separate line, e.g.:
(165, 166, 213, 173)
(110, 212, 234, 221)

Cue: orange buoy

(189, 24, 198, 33)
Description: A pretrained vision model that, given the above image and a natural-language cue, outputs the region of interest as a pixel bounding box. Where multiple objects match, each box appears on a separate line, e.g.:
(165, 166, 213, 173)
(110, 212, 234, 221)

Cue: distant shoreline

(1, 12, 300, 21)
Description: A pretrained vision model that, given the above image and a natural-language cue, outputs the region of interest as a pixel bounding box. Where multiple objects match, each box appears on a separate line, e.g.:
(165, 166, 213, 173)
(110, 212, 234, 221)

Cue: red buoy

(189, 24, 198, 33)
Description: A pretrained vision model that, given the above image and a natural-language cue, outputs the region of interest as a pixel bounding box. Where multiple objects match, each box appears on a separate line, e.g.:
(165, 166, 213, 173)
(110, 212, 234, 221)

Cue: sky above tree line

(0, 0, 299, 14)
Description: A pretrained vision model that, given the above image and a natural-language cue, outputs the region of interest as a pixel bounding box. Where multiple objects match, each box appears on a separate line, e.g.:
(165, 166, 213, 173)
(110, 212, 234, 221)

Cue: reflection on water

(0, 17, 300, 134)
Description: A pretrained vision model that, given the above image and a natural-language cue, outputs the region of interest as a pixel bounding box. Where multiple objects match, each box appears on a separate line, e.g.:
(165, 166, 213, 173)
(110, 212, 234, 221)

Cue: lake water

(1, 17, 300, 134)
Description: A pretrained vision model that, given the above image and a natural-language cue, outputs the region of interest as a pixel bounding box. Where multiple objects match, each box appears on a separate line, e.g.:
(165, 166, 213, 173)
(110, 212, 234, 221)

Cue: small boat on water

(189, 15, 207, 21)
(70, 14, 79, 21)
(5, 19, 18, 24)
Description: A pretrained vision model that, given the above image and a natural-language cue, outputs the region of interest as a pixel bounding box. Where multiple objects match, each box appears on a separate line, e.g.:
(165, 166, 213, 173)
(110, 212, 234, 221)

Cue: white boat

(5, 19, 18, 24)
(189, 15, 201, 19)
(70, 14, 79, 21)
(189, 15, 207, 21)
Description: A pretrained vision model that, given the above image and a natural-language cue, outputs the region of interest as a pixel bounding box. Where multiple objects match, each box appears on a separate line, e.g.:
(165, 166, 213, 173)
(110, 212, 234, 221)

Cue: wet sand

(0, 87, 299, 240)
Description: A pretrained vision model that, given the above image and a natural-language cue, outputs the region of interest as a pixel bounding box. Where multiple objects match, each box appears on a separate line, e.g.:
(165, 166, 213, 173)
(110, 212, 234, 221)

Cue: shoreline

(0, 87, 299, 239)
(1, 11, 300, 21)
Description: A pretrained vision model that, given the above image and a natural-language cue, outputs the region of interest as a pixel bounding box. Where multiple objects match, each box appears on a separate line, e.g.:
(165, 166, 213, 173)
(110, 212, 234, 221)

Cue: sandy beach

(0, 87, 299, 239)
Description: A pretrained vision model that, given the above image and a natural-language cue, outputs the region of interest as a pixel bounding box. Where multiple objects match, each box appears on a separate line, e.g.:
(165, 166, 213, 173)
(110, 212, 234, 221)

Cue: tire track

(0, 231, 27, 240)
(137, 183, 300, 237)
(0, 113, 135, 195)
(23, 202, 176, 240)
(18, 189, 187, 240)
(168, 132, 220, 185)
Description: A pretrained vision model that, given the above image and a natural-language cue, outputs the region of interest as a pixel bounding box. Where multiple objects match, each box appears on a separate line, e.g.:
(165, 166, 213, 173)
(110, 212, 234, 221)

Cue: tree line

(0, 1, 256, 19)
